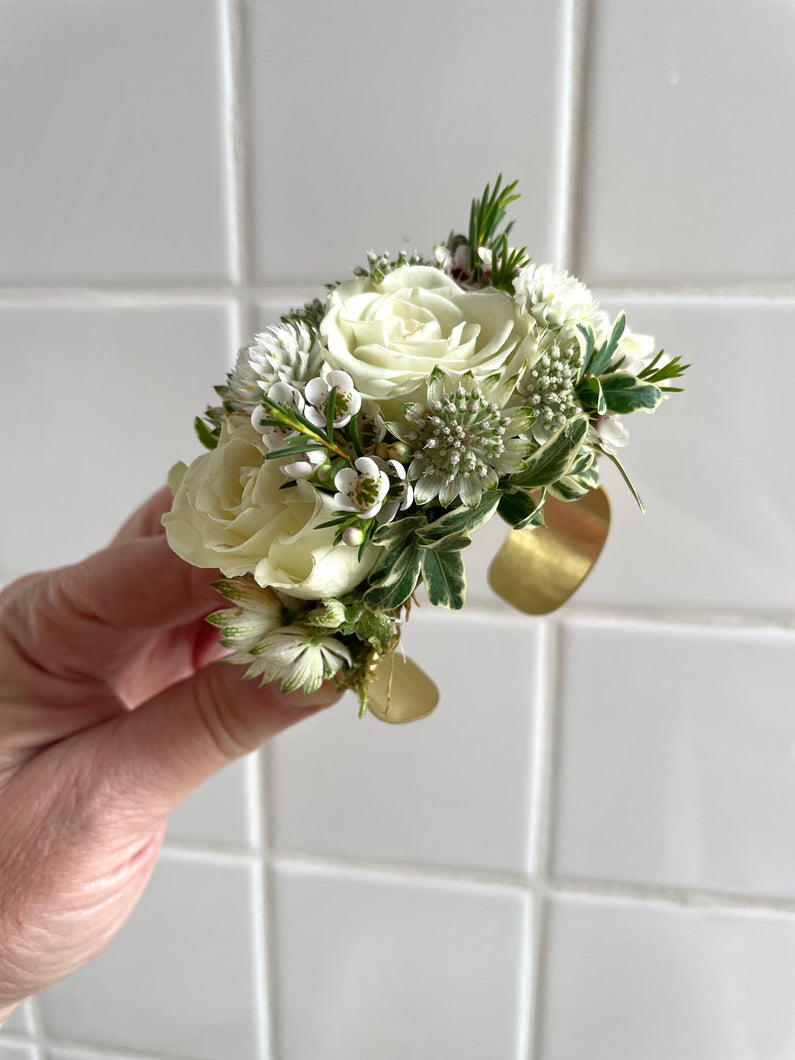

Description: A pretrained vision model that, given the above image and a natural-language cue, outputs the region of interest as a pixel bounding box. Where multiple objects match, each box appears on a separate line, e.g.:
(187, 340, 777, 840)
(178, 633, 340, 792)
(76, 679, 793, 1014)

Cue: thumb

(97, 660, 341, 821)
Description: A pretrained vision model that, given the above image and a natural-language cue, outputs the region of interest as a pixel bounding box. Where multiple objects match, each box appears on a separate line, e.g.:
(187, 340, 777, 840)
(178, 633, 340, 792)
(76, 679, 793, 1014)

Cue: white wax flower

(304, 370, 362, 429)
(163, 416, 380, 599)
(334, 456, 390, 520)
(320, 265, 537, 415)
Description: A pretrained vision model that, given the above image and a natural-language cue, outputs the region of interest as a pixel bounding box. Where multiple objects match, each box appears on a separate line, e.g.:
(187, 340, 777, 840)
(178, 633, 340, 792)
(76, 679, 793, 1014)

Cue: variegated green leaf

(417, 491, 500, 545)
(510, 415, 589, 489)
(498, 488, 546, 529)
(421, 548, 466, 610)
(600, 373, 662, 414)
(364, 543, 422, 609)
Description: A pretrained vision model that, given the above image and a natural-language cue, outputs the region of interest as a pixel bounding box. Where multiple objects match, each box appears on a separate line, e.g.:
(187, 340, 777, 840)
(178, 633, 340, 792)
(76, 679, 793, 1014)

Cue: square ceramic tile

(245, 0, 566, 283)
(0, 303, 232, 581)
(0, 1045, 36, 1060)
(0, 0, 229, 284)
(38, 855, 262, 1060)
(273, 864, 531, 1060)
(552, 620, 795, 897)
(0, 1005, 28, 1034)
(270, 608, 540, 874)
(541, 894, 795, 1060)
(167, 755, 256, 849)
(575, 299, 795, 613)
(575, 0, 795, 284)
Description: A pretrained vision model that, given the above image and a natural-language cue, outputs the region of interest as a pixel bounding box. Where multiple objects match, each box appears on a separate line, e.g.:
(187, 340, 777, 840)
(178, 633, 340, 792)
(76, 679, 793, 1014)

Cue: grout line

(551, 876, 795, 918)
(158, 841, 259, 865)
(552, 0, 587, 270)
(0, 285, 791, 307)
(272, 849, 533, 896)
(563, 0, 592, 275)
(218, 0, 246, 287)
(593, 284, 795, 302)
(259, 747, 280, 1060)
(461, 595, 795, 632)
(555, 607, 795, 635)
(153, 838, 795, 922)
(527, 620, 564, 1060)
(26, 996, 44, 1055)
(32, 1035, 207, 1060)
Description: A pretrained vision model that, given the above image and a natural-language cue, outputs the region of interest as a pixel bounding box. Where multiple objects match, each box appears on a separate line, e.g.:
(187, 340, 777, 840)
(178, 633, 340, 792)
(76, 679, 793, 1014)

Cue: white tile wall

(0, 0, 230, 285)
(244, 0, 567, 284)
(269, 608, 541, 874)
(552, 619, 795, 897)
(2, 0, 793, 1057)
(0, 1043, 36, 1060)
(576, 0, 795, 285)
(0, 303, 233, 581)
(38, 855, 262, 1060)
(271, 864, 532, 1060)
(540, 895, 795, 1060)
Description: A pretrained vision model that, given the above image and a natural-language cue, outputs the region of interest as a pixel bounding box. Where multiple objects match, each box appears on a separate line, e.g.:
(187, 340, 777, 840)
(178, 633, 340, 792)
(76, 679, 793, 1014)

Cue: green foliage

(364, 497, 499, 611)
(415, 491, 501, 546)
(353, 249, 429, 283)
(194, 415, 221, 450)
(498, 488, 547, 529)
(364, 541, 423, 611)
(280, 298, 326, 333)
(468, 175, 521, 283)
(511, 415, 589, 489)
(638, 351, 690, 391)
(599, 372, 662, 414)
(421, 548, 465, 609)
(489, 233, 530, 292)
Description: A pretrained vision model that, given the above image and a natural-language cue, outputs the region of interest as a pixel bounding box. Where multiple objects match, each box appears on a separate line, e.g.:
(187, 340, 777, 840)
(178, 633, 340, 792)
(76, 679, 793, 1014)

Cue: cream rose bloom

(319, 265, 537, 411)
(163, 416, 379, 599)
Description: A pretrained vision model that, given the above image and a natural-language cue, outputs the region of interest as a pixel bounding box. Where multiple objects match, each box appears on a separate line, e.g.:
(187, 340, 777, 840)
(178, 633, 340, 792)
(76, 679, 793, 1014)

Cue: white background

(1, 1, 794, 1058)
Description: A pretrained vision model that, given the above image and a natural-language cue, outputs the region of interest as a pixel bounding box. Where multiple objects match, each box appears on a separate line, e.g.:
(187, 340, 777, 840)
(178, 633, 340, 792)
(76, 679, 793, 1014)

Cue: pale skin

(0, 487, 338, 1024)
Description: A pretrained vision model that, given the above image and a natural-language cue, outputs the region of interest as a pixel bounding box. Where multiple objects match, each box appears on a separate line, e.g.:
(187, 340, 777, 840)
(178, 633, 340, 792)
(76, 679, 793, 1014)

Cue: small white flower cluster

(164, 177, 682, 707)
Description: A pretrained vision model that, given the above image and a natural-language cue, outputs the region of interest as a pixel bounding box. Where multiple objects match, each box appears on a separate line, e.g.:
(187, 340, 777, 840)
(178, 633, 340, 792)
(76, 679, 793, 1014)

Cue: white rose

(163, 416, 379, 599)
(319, 265, 536, 412)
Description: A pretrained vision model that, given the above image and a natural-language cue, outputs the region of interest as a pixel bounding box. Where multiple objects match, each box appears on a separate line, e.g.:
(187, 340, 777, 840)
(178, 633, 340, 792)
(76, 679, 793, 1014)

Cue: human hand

(0, 487, 339, 1024)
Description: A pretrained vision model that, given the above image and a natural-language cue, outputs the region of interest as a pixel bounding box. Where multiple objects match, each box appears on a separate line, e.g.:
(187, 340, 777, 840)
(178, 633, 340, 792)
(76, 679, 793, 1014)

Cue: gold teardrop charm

(488, 487, 611, 614)
(367, 653, 440, 724)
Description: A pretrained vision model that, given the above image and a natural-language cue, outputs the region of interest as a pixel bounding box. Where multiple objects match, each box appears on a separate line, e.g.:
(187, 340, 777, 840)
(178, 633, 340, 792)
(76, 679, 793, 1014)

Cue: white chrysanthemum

(395, 370, 533, 508)
(244, 626, 352, 693)
(514, 263, 603, 335)
(225, 323, 323, 413)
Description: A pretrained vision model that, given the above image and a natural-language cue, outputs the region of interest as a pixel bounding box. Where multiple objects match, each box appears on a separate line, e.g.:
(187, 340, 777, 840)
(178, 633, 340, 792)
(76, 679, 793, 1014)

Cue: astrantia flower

(206, 578, 283, 656)
(395, 370, 533, 508)
(514, 263, 603, 336)
(304, 371, 362, 430)
(519, 343, 583, 435)
(244, 626, 352, 693)
(334, 457, 390, 519)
